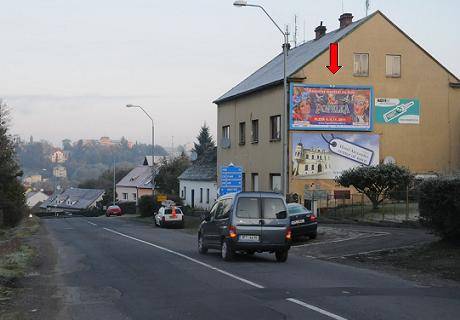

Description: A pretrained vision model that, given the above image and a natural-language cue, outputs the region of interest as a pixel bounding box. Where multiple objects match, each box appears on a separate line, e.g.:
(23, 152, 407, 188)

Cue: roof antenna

(303, 19, 306, 44)
(366, 0, 370, 16)
(294, 14, 298, 47)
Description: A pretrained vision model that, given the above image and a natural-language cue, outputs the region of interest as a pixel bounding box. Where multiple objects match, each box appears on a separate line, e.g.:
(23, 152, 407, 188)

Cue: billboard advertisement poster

(290, 83, 373, 131)
(291, 132, 379, 180)
(375, 98, 420, 124)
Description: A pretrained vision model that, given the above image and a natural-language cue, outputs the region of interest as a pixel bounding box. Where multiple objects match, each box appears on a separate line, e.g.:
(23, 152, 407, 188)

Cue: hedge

(419, 177, 460, 241)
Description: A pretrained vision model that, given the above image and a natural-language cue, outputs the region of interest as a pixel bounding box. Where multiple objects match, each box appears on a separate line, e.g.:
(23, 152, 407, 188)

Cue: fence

(305, 190, 420, 223)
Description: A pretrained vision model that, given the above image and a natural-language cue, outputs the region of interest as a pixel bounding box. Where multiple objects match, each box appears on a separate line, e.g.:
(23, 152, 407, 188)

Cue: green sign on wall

(375, 98, 420, 124)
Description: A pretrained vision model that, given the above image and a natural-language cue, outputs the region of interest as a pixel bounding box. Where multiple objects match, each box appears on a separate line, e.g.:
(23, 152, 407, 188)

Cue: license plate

(239, 235, 260, 242)
(291, 219, 305, 225)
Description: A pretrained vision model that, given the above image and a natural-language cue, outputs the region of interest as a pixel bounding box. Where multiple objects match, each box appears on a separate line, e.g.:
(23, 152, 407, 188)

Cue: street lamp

(233, 1, 289, 198)
(126, 104, 156, 197)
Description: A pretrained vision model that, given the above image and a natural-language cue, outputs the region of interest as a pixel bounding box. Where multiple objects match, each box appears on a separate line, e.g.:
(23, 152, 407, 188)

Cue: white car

(154, 206, 185, 228)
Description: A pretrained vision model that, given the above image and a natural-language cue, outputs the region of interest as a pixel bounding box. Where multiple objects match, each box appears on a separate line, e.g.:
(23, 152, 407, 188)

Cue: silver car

(198, 192, 292, 262)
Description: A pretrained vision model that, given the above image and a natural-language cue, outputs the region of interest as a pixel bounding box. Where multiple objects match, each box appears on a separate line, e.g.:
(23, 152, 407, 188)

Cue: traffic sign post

(220, 164, 243, 196)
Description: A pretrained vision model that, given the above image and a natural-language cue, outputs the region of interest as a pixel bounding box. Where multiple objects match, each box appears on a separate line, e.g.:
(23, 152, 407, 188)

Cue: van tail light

(229, 226, 237, 239)
(285, 227, 292, 241)
(309, 215, 317, 222)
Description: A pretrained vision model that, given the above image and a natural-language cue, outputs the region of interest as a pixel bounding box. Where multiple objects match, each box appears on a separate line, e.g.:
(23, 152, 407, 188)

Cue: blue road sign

(220, 164, 243, 196)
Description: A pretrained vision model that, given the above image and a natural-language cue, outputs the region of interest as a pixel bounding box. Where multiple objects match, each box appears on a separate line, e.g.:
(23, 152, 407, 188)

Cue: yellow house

(214, 11, 460, 197)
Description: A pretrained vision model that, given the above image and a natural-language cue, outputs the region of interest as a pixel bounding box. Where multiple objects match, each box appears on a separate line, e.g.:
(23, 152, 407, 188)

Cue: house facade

(178, 163, 218, 210)
(214, 11, 460, 198)
(116, 157, 156, 205)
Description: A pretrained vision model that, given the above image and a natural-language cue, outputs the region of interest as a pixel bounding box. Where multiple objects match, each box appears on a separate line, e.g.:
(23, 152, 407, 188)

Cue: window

(239, 122, 246, 145)
(270, 115, 281, 141)
(206, 188, 210, 204)
(216, 198, 232, 219)
(242, 173, 246, 192)
(123, 193, 128, 200)
(236, 197, 260, 219)
(200, 188, 203, 203)
(262, 198, 287, 219)
(270, 174, 281, 193)
(133, 193, 137, 201)
(213, 200, 224, 219)
(184, 186, 186, 200)
(221, 125, 230, 148)
(386, 54, 401, 77)
(251, 173, 259, 191)
(353, 53, 369, 76)
(251, 119, 259, 143)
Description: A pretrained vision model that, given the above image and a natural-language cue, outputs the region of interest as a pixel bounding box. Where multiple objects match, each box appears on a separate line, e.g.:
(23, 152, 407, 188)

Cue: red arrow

(326, 42, 342, 74)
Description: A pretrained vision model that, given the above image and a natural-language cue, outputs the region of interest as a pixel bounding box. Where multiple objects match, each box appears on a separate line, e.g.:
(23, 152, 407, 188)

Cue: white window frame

(386, 54, 401, 78)
(353, 53, 369, 77)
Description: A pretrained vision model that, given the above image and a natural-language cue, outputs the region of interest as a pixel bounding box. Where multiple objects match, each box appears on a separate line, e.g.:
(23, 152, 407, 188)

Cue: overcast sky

(2, 0, 459, 148)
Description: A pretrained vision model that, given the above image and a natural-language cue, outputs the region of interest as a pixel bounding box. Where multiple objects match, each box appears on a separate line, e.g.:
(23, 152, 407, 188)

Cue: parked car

(154, 206, 185, 228)
(198, 192, 291, 262)
(106, 205, 122, 217)
(287, 203, 317, 240)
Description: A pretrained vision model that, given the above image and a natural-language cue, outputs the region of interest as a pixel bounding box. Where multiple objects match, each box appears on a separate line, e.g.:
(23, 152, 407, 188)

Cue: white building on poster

(292, 143, 332, 176)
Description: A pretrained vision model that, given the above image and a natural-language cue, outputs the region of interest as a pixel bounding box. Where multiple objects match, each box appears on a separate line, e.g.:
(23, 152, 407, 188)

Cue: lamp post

(126, 104, 155, 197)
(233, 0, 289, 197)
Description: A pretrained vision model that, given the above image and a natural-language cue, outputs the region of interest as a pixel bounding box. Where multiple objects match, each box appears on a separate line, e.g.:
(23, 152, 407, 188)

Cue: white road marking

(87, 221, 97, 226)
(287, 298, 349, 320)
(103, 227, 265, 289)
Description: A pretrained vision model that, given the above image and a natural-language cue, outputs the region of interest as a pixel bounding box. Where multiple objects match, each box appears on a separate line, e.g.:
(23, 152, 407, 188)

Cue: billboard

(291, 132, 379, 180)
(290, 83, 373, 131)
(375, 98, 420, 124)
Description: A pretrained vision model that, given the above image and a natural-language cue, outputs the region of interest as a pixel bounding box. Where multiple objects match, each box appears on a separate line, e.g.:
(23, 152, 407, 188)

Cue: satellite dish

(383, 156, 396, 164)
(190, 151, 198, 161)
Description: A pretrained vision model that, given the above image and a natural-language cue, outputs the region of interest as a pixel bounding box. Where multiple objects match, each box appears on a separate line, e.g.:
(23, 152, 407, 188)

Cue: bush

(138, 195, 154, 217)
(118, 201, 137, 215)
(419, 177, 460, 241)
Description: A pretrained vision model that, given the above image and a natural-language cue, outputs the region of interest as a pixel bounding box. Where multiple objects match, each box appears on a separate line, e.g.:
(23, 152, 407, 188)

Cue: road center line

(287, 298, 349, 320)
(102, 227, 265, 289)
(87, 221, 97, 226)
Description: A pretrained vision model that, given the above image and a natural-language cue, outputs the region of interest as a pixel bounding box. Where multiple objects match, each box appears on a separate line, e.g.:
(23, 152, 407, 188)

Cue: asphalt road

(41, 217, 460, 320)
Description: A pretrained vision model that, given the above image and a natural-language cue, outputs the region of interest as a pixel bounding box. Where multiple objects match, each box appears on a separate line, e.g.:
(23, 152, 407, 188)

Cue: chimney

(339, 13, 354, 28)
(314, 21, 327, 40)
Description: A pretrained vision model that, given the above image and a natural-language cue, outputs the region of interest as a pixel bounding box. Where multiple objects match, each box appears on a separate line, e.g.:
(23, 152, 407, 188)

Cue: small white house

(26, 191, 49, 208)
(178, 163, 218, 210)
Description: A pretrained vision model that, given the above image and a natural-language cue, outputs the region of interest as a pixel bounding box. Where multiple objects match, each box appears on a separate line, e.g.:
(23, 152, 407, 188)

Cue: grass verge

(0, 216, 40, 301)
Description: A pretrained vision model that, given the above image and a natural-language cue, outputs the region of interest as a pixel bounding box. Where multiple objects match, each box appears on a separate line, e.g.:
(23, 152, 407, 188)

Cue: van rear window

(236, 197, 260, 219)
(262, 198, 286, 219)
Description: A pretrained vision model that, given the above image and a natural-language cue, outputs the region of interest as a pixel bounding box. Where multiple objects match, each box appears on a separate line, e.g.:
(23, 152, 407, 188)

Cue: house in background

(116, 156, 157, 205)
(178, 163, 217, 210)
(40, 188, 104, 213)
(26, 191, 49, 208)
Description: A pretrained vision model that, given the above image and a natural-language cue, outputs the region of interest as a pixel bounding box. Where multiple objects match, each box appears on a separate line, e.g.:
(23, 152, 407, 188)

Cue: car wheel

(198, 234, 208, 254)
(246, 250, 255, 255)
(275, 250, 288, 262)
(221, 239, 234, 261)
(309, 232, 317, 240)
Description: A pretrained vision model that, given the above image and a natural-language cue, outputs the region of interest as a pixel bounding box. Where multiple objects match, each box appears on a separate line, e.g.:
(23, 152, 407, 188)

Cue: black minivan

(198, 192, 291, 262)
